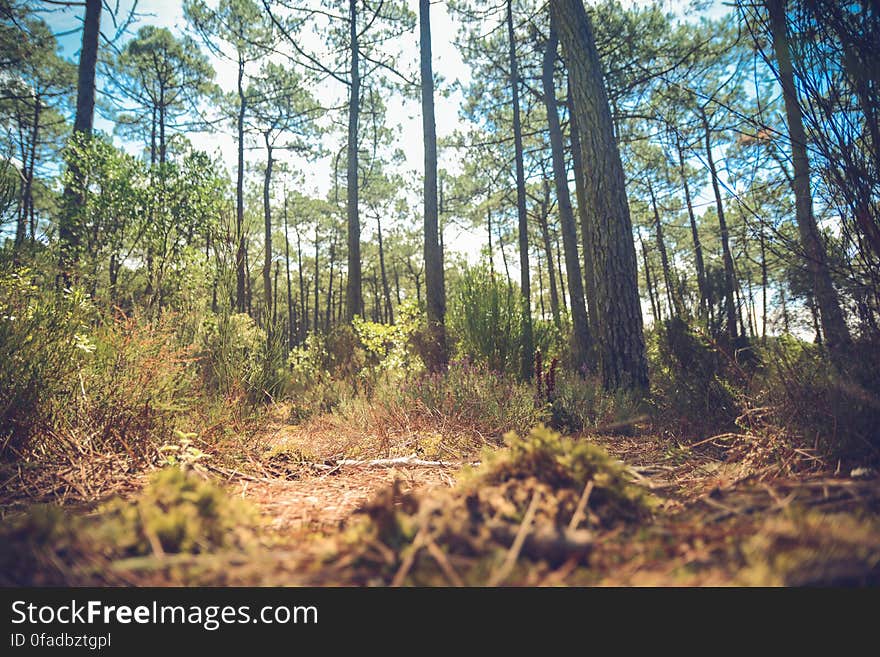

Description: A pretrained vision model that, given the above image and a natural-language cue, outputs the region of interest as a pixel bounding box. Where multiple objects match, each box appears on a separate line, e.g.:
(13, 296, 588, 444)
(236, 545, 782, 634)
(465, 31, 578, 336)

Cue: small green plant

(158, 430, 208, 469)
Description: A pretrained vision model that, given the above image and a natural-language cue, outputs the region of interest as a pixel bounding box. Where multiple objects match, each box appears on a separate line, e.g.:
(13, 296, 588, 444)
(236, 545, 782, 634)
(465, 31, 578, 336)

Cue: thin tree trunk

(648, 180, 683, 318)
(554, 0, 648, 390)
(701, 108, 739, 341)
(377, 215, 394, 324)
(263, 133, 274, 325)
(766, 0, 851, 352)
(506, 0, 534, 380)
(760, 222, 768, 342)
(284, 196, 296, 348)
(676, 131, 708, 318)
(235, 54, 247, 313)
(296, 226, 307, 340)
(314, 224, 320, 333)
(536, 185, 561, 328)
(421, 0, 447, 367)
(326, 236, 336, 331)
(639, 231, 661, 326)
(345, 0, 363, 320)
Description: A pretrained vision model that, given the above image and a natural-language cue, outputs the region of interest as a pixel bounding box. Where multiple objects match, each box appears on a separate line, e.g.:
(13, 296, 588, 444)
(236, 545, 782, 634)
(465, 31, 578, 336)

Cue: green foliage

(0, 266, 93, 454)
(97, 467, 258, 556)
(469, 425, 656, 522)
(352, 300, 423, 379)
(647, 318, 743, 440)
(547, 371, 643, 435)
(448, 265, 522, 374)
(750, 336, 880, 460)
(201, 311, 286, 403)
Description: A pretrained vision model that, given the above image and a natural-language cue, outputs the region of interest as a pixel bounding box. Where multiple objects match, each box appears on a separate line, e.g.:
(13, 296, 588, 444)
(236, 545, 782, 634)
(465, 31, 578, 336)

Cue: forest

(1, 0, 879, 587)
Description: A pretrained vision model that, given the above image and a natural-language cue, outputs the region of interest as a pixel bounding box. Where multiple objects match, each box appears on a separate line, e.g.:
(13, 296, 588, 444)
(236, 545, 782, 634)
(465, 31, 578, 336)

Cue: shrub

(96, 466, 258, 556)
(0, 267, 94, 455)
(447, 265, 522, 374)
(749, 336, 880, 461)
(372, 359, 544, 441)
(201, 311, 287, 403)
(647, 317, 743, 440)
(547, 370, 643, 435)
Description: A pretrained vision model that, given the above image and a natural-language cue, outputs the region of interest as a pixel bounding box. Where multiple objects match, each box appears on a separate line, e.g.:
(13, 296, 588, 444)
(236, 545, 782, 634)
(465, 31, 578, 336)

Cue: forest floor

(3, 403, 880, 586)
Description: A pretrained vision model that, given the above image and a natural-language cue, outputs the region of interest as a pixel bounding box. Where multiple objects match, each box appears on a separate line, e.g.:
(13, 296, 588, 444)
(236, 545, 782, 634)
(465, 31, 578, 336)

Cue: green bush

(0, 267, 93, 455)
(750, 336, 880, 461)
(448, 265, 522, 374)
(547, 371, 642, 435)
(647, 317, 743, 440)
(201, 311, 287, 403)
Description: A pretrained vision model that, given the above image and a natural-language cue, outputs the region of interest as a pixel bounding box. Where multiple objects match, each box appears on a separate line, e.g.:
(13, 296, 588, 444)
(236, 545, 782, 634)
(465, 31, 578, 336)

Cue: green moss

(465, 425, 657, 524)
(97, 467, 259, 556)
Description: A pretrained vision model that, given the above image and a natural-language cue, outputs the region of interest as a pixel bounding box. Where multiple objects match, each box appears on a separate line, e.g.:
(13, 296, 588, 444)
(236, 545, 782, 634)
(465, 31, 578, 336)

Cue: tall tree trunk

(568, 84, 598, 340)
(59, 0, 101, 281)
(555, 236, 567, 311)
(420, 0, 447, 368)
(536, 185, 561, 328)
(296, 226, 307, 340)
(543, 22, 592, 370)
(487, 205, 495, 276)
(314, 224, 320, 333)
(345, 0, 363, 320)
(284, 196, 296, 348)
(235, 54, 247, 313)
(262, 134, 274, 325)
(701, 109, 739, 341)
(760, 222, 768, 342)
(537, 249, 546, 319)
(159, 88, 167, 165)
(766, 0, 851, 352)
(326, 236, 336, 331)
(506, 0, 534, 380)
(553, 0, 648, 391)
(675, 131, 707, 318)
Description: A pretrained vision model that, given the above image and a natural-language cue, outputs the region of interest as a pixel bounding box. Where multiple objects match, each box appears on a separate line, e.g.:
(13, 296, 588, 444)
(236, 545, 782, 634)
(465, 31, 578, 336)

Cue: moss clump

(738, 511, 880, 586)
(323, 425, 655, 585)
(96, 467, 259, 557)
(465, 425, 656, 525)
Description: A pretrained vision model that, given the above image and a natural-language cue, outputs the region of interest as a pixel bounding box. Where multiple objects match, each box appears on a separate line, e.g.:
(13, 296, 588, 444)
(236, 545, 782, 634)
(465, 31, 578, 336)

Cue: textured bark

(553, 0, 648, 390)
(700, 109, 738, 341)
(568, 83, 598, 341)
(345, 0, 363, 320)
(420, 0, 447, 369)
(766, 0, 851, 352)
(507, 0, 534, 380)
(59, 0, 101, 279)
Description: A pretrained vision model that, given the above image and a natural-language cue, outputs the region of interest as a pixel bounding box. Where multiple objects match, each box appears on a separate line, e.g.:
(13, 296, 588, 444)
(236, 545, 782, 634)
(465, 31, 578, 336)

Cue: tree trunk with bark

(553, 0, 648, 390)
(765, 0, 851, 352)
(507, 0, 534, 380)
(420, 0, 448, 369)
